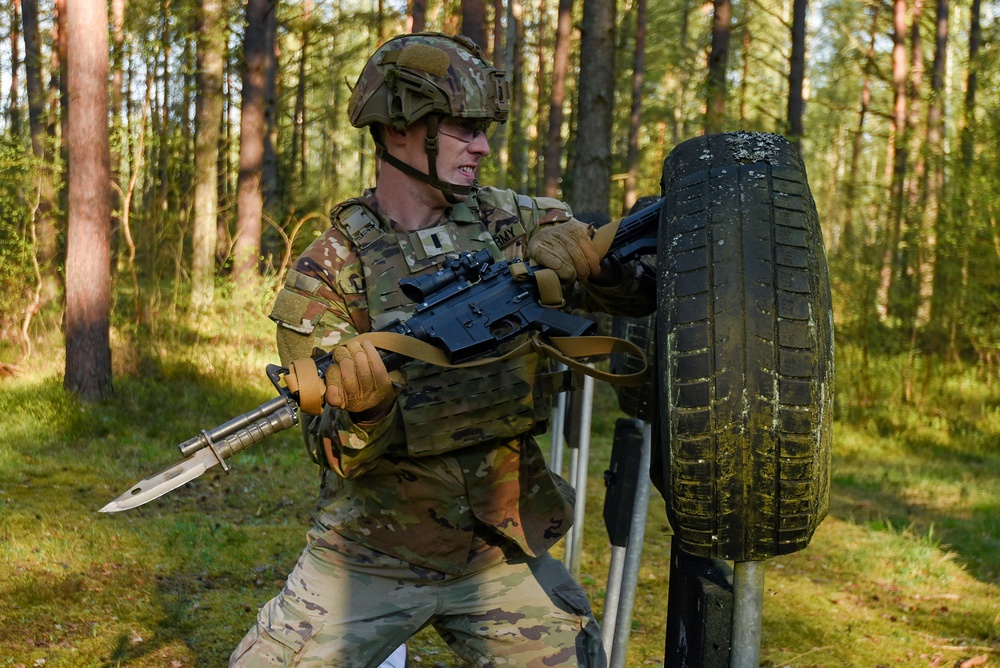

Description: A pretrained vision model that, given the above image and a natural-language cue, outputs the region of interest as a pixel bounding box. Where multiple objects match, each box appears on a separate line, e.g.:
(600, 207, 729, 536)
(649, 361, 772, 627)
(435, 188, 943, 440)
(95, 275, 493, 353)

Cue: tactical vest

(331, 191, 563, 457)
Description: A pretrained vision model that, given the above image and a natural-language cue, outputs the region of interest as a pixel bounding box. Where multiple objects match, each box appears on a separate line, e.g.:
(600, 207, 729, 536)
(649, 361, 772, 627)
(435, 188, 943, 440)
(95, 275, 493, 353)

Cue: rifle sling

(592, 216, 622, 258)
(359, 330, 649, 388)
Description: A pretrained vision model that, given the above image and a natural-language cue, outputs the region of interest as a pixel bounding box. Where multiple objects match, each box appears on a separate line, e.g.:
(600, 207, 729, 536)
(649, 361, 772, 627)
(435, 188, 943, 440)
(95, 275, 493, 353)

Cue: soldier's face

(435, 118, 492, 191)
(395, 119, 491, 203)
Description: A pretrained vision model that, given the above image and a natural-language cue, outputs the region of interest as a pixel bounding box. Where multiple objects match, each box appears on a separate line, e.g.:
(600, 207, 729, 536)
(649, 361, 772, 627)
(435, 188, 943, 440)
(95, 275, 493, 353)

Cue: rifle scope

(399, 248, 494, 303)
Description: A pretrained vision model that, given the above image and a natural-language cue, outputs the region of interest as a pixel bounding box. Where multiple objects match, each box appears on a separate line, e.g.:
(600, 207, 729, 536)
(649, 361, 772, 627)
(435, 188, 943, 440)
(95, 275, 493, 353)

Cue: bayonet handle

(178, 395, 295, 457)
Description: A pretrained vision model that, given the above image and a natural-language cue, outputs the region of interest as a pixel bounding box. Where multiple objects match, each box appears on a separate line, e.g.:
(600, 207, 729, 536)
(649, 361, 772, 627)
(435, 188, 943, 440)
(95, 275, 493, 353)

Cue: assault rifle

(99, 197, 663, 513)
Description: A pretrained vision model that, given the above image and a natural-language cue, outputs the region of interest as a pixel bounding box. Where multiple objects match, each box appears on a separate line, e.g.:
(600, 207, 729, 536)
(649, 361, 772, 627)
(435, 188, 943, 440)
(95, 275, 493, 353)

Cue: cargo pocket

(231, 590, 323, 666)
(551, 583, 607, 668)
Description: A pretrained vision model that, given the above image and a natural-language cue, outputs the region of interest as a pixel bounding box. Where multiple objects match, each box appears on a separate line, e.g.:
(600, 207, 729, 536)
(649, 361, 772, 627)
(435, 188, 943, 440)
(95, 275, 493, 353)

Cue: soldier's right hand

(325, 339, 402, 417)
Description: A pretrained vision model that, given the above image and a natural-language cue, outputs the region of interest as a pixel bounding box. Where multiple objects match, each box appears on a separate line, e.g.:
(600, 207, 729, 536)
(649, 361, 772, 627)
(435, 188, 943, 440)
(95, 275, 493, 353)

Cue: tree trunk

(533, 0, 548, 194)
(21, 0, 60, 308)
(157, 5, 172, 214)
(705, 0, 732, 134)
(408, 0, 427, 33)
(291, 0, 311, 189)
(842, 2, 879, 249)
(877, 0, 908, 322)
(622, 0, 647, 213)
(571, 0, 616, 220)
(55, 0, 69, 211)
(738, 2, 751, 125)
(949, 0, 980, 357)
(191, 0, 226, 311)
(64, 0, 113, 401)
(461, 0, 489, 50)
(922, 0, 949, 335)
(491, 0, 505, 62)
(507, 0, 527, 191)
(109, 0, 125, 272)
(234, 0, 276, 286)
(8, 0, 22, 135)
(787, 0, 808, 146)
(542, 0, 573, 197)
(262, 5, 278, 211)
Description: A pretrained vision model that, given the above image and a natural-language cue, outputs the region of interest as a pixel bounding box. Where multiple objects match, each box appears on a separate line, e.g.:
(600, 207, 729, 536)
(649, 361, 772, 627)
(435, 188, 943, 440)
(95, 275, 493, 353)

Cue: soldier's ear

(382, 124, 408, 146)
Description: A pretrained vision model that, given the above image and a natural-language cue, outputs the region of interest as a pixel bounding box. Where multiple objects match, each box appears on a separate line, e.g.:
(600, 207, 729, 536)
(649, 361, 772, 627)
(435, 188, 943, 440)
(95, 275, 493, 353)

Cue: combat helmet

(348, 32, 509, 201)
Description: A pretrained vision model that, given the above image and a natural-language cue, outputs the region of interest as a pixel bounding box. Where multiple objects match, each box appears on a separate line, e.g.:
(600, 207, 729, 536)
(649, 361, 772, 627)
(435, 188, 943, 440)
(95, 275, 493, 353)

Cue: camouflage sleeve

(320, 404, 399, 479)
(268, 225, 397, 474)
(577, 260, 656, 317)
(515, 193, 655, 318)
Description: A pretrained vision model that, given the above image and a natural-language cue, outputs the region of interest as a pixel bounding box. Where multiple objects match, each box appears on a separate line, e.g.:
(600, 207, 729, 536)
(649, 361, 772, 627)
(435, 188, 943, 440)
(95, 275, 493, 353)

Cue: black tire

(656, 132, 834, 561)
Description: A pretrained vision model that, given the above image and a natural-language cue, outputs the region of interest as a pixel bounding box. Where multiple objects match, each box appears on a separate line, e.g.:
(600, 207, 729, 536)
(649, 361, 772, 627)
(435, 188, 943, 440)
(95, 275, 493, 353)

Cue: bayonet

(100, 393, 299, 513)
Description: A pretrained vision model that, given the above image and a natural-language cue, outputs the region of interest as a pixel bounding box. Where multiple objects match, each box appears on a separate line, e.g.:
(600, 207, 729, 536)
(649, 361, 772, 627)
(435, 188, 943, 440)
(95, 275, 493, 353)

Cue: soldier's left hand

(325, 339, 403, 417)
(528, 221, 604, 283)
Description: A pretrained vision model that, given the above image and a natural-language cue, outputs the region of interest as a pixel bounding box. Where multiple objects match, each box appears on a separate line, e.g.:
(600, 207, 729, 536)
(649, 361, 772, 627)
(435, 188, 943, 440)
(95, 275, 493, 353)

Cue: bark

(490, 0, 508, 185)
(533, 0, 548, 194)
(571, 0, 616, 219)
(408, 0, 427, 33)
(705, 0, 732, 134)
(191, 0, 227, 311)
(877, 0, 908, 322)
(542, 0, 573, 197)
(109, 0, 125, 269)
(8, 0, 21, 135)
(157, 6, 172, 213)
(738, 2, 751, 124)
(234, 0, 277, 285)
(21, 0, 59, 307)
(916, 0, 948, 330)
(787, 0, 808, 145)
(22, 0, 45, 156)
(55, 0, 68, 201)
(507, 0, 527, 191)
(491, 0, 505, 63)
(949, 0, 980, 357)
(675, 0, 693, 143)
(262, 6, 278, 210)
(461, 0, 489, 50)
(291, 0, 311, 188)
(64, 0, 113, 400)
(843, 3, 880, 249)
(622, 0, 647, 213)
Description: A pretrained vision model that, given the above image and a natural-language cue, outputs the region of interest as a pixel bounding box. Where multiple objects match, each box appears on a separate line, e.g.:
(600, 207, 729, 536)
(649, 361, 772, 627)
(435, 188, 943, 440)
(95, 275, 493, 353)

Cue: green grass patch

(2, 309, 999, 666)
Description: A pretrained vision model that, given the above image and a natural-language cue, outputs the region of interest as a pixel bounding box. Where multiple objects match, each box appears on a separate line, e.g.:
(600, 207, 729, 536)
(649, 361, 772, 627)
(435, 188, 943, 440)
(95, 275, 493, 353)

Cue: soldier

(231, 32, 652, 667)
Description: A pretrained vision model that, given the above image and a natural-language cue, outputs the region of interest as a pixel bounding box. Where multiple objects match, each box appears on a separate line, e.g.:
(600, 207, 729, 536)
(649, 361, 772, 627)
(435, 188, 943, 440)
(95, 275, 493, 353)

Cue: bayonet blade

(99, 446, 222, 513)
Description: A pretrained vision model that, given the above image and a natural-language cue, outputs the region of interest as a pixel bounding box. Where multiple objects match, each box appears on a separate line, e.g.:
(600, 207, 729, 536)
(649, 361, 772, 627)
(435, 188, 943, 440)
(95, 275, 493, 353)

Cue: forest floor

(1, 300, 998, 667)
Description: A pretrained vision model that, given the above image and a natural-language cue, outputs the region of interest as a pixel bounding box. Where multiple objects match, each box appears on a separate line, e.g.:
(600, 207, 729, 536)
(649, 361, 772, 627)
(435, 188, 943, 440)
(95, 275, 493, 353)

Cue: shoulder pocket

(269, 288, 327, 335)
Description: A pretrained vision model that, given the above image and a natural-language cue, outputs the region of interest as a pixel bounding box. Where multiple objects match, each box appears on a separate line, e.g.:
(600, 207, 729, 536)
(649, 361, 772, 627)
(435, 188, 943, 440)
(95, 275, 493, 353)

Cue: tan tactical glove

(324, 339, 403, 418)
(527, 221, 604, 283)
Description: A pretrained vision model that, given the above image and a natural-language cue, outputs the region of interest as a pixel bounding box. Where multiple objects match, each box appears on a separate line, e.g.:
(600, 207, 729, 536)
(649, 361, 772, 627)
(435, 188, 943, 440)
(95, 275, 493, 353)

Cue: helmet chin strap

(373, 116, 472, 204)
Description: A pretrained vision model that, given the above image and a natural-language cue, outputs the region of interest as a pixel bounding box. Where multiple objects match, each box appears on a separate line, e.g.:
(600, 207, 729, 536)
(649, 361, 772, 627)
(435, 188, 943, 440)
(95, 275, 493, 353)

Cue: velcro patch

(397, 44, 450, 78)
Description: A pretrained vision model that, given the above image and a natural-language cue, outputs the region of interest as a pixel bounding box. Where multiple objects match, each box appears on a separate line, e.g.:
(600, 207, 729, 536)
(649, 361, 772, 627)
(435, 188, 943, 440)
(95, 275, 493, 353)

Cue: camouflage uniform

(231, 33, 653, 668)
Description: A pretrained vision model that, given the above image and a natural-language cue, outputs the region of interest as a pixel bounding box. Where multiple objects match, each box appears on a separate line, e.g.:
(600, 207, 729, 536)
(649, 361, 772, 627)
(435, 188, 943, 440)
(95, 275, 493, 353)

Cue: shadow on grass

(828, 423, 1000, 586)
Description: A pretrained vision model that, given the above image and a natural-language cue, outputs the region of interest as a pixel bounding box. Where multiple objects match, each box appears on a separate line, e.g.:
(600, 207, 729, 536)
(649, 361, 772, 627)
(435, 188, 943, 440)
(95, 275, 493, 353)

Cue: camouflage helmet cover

(348, 32, 509, 131)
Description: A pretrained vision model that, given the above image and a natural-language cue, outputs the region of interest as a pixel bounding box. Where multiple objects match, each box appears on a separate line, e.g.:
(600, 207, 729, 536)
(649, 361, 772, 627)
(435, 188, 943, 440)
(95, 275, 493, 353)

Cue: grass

(1, 302, 999, 667)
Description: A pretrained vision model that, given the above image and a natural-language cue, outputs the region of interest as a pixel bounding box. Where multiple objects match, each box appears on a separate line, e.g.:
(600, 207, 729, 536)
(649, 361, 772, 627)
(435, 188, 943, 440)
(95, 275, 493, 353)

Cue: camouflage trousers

(230, 527, 606, 667)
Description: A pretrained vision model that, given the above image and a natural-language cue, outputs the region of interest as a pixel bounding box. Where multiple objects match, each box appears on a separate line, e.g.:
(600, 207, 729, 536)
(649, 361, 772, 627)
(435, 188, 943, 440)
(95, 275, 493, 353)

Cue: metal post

(563, 440, 579, 570)
(566, 372, 594, 578)
(601, 545, 626, 652)
(608, 421, 652, 668)
(730, 561, 765, 668)
(549, 364, 568, 478)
